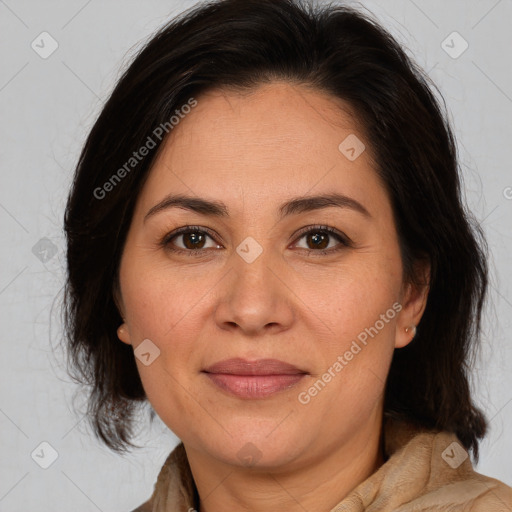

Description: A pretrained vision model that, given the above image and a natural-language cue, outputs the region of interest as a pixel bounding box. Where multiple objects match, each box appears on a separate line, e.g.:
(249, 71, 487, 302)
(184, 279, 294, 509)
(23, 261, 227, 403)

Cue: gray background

(0, 0, 511, 510)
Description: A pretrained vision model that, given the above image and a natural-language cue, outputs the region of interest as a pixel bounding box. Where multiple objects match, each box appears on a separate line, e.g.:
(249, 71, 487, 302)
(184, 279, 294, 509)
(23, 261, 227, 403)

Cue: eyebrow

(144, 192, 371, 223)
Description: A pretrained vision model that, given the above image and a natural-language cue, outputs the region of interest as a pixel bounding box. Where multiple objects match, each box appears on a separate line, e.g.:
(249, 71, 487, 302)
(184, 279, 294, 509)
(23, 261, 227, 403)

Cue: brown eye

(161, 226, 221, 256)
(293, 225, 352, 255)
(305, 231, 330, 250)
(160, 224, 351, 257)
(180, 231, 207, 250)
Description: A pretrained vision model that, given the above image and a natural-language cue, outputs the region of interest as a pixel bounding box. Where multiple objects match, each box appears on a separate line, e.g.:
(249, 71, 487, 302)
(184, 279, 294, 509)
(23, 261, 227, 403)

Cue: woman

(63, 0, 512, 510)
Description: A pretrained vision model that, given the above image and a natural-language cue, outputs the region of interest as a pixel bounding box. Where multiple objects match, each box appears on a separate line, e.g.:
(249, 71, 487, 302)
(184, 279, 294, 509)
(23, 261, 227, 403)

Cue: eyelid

(161, 225, 221, 245)
(291, 224, 353, 248)
(160, 224, 352, 255)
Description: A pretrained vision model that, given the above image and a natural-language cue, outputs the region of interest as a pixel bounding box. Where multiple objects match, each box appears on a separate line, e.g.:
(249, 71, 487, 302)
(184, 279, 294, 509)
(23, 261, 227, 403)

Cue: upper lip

(203, 358, 307, 375)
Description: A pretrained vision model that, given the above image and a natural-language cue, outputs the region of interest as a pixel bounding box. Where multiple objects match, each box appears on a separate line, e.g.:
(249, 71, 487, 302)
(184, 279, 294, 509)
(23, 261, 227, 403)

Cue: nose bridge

(232, 234, 280, 301)
(213, 233, 294, 333)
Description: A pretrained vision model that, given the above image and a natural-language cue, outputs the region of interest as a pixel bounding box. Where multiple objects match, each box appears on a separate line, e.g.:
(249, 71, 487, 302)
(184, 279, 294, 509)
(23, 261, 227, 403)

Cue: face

(116, 81, 428, 471)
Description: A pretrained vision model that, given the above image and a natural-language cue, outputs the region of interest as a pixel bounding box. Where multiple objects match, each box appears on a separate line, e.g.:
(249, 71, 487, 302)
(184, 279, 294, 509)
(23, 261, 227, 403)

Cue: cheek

(119, 252, 201, 340)
(293, 260, 400, 406)
(297, 259, 400, 341)
(122, 267, 204, 427)
(119, 256, 211, 403)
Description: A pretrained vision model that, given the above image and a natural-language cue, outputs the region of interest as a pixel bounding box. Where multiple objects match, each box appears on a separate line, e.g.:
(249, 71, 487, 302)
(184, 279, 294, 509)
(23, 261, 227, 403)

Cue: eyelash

(159, 224, 353, 257)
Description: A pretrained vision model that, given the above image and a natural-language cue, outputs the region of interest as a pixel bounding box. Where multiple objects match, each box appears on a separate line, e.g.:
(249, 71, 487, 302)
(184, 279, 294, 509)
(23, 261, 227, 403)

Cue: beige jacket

(132, 416, 512, 511)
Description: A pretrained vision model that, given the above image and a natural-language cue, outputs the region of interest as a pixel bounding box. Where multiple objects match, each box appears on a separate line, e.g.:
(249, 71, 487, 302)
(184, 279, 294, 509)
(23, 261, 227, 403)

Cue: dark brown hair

(63, 0, 489, 459)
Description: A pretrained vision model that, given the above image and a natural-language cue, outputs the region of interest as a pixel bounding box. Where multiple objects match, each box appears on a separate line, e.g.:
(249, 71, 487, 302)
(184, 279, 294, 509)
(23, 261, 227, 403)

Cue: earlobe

(117, 320, 132, 345)
(395, 260, 430, 349)
(113, 283, 131, 345)
(395, 323, 418, 349)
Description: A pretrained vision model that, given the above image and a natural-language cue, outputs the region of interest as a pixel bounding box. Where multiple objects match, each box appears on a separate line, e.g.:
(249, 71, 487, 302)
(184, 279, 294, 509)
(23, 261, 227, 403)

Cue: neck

(185, 414, 385, 512)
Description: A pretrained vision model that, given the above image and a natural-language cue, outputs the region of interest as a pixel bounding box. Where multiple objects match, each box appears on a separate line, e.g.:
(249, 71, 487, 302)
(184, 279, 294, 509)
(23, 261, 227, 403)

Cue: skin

(116, 81, 430, 512)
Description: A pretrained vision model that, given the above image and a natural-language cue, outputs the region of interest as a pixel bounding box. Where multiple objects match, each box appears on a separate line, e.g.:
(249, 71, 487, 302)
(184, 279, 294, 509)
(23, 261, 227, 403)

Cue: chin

(201, 428, 308, 470)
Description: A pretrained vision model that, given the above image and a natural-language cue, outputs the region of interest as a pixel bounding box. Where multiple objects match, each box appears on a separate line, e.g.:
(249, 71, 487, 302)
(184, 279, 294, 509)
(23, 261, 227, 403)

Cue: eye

(292, 225, 352, 255)
(160, 226, 221, 256)
(160, 224, 352, 257)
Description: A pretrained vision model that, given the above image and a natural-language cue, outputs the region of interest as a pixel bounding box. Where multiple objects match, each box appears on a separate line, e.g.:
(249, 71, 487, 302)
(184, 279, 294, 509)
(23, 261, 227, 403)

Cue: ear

(112, 278, 132, 345)
(395, 258, 430, 349)
(117, 321, 132, 346)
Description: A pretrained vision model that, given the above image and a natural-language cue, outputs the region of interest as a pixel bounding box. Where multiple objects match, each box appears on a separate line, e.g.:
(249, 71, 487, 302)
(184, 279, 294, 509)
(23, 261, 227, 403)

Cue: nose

(213, 243, 295, 337)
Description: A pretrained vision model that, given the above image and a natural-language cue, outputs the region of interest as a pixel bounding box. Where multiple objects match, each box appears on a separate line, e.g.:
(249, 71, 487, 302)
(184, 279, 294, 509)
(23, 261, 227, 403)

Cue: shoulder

(127, 443, 191, 512)
(405, 471, 512, 511)
(378, 418, 512, 510)
(467, 472, 512, 511)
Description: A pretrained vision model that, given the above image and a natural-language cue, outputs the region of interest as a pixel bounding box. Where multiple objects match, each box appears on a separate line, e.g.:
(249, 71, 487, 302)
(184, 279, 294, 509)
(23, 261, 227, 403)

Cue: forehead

(168, 81, 366, 158)
(136, 81, 385, 217)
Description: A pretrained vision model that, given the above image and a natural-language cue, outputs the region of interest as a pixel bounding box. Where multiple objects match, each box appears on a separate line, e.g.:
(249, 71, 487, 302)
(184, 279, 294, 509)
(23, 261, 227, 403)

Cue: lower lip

(203, 373, 306, 399)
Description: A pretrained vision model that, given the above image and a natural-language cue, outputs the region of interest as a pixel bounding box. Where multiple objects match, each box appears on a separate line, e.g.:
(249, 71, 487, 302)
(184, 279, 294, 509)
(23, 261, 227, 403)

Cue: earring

(405, 325, 417, 338)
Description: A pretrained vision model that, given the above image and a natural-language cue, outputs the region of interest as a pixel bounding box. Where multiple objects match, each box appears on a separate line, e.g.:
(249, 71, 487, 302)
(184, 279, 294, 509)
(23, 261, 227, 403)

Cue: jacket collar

(139, 414, 511, 511)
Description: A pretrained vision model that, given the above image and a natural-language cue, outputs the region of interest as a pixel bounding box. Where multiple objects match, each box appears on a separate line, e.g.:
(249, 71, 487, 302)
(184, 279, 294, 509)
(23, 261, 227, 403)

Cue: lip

(203, 358, 306, 375)
(202, 358, 308, 399)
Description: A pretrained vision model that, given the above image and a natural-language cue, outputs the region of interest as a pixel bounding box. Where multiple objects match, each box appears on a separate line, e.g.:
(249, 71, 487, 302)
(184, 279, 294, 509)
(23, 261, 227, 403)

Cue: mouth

(202, 358, 308, 399)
